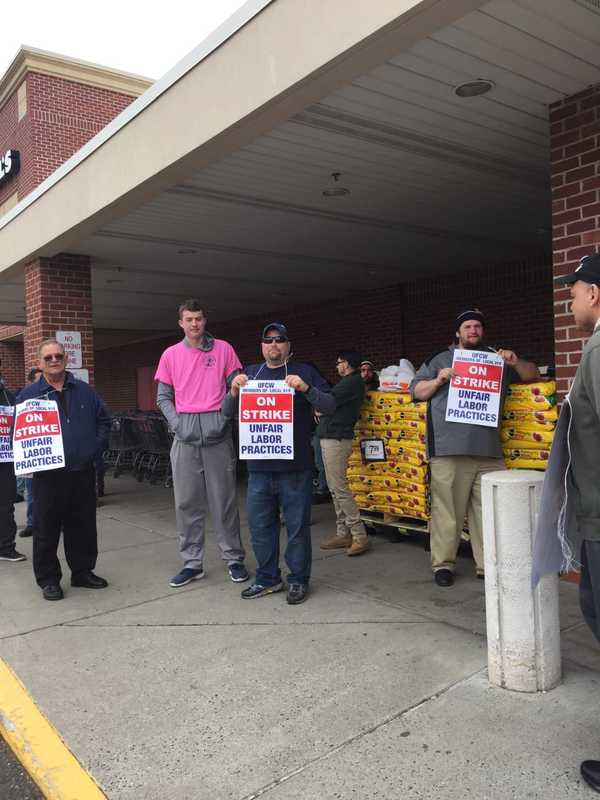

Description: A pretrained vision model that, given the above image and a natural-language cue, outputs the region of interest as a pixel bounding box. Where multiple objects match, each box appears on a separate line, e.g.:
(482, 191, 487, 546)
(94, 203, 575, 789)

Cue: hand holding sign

(285, 375, 309, 393)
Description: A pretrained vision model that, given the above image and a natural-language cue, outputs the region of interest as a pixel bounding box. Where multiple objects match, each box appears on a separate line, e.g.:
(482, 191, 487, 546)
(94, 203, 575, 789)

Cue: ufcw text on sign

(445, 349, 504, 428)
(13, 399, 65, 476)
(0, 405, 14, 462)
(239, 380, 294, 459)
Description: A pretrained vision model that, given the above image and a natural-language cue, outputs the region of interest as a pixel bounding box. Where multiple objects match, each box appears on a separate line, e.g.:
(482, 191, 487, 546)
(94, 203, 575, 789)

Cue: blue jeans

(247, 470, 312, 587)
(311, 435, 329, 494)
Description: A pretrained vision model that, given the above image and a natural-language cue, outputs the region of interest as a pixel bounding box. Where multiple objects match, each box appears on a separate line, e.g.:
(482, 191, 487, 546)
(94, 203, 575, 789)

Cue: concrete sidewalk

(1, 475, 599, 799)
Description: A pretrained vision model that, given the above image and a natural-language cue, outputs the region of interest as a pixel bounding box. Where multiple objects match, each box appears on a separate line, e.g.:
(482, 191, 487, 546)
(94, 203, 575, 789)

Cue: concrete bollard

(481, 470, 561, 693)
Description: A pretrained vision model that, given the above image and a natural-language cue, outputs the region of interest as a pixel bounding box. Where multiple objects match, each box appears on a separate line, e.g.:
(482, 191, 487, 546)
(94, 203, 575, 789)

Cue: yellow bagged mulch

(500, 427, 555, 445)
(358, 417, 427, 434)
(350, 477, 427, 497)
(364, 391, 427, 412)
(503, 447, 550, 463)
(366, 491, 428, 512)
(360, 409, 426, 424)
(505, 459, 548, 471)
(502, 407, 557, 427)
(354, 493, 372, 507)
(370, 504, 429, 521)
(504, 395, 556, 412)
(507, 380, 556, 399)
(348, 462, 427, 482)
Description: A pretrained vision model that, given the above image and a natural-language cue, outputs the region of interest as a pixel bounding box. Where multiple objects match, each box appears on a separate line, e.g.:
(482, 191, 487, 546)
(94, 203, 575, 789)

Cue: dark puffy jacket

(17, 372, 111, 471)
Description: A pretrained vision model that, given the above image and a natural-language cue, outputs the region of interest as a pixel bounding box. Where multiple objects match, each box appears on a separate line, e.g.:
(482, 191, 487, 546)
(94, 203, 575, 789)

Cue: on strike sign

(13, 399, 65, 476)
(239, 380, 294, 460)
(0, 405, 14, 462)
(445, 349, 504, 428)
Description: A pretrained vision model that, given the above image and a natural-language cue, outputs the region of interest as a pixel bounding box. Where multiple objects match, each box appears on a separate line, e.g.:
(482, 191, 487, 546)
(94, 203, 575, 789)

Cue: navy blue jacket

(223, 361, 334, 472)
(17, 372, 111, 471)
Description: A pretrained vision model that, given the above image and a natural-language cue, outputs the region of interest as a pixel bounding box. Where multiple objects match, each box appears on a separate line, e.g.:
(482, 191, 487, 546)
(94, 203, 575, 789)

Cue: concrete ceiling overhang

(1, 0, 599, 330)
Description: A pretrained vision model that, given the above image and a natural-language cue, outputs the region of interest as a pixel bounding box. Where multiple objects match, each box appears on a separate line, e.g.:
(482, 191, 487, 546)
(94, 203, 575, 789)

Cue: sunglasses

(42, 353, 65, 363)
(262, 336, 288, 344)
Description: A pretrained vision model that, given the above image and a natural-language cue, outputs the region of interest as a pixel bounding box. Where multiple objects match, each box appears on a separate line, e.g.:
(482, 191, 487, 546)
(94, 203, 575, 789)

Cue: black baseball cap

(261, 322, 289, 340)
(554, 253, 600, 285)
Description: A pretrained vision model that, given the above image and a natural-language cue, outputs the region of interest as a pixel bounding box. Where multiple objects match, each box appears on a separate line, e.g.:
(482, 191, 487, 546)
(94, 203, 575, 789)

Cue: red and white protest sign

(239, 380, 294, 459)
(12, 398, 65, 476)
(445, 349, 504, 428)
(0, 405, 14, 463)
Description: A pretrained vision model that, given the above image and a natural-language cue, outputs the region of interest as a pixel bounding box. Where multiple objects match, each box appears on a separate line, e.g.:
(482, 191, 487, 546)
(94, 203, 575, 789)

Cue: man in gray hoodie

(550, 254, 600, 793)
(155, 299, 247, 588)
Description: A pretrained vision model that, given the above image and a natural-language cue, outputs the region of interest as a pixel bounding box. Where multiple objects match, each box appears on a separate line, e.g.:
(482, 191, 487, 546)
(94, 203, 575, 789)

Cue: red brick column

(24, 254, 95, 384)
(0, 341, 25, 392)
(551, 84, 600, 398)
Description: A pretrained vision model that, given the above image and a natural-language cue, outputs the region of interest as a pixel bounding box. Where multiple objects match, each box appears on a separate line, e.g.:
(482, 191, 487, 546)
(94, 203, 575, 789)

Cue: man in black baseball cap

(410, 309, 539, 587)
(223, 322, 335, 605)
(554, 252, 600, 287)
(536, 252, 600, 792)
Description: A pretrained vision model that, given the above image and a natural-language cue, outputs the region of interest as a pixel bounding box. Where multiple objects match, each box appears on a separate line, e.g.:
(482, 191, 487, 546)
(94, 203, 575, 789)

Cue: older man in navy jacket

(17, 339, 111, 601)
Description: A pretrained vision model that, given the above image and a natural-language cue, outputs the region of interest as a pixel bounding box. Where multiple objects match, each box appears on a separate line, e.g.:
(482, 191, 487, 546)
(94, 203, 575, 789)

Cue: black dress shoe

(43, 584, 64, 601)
(19, 526, 34, 538)
(434, 569, 454, 587)
(581, 760, 600, 792)
(71, 571, 109, 589)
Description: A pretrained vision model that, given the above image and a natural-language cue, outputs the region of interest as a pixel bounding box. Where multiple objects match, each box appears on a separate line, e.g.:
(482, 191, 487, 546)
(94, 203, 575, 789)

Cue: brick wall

(0, 72, 138, 208)
(0, 341, 25, 392)
(550, 83, 600, 397)
(96, 254, 554, 411)
(24, 254, 94, 383)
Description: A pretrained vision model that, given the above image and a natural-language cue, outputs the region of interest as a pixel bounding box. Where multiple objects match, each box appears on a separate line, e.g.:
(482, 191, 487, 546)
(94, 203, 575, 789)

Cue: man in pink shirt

(155, 299, 247, 587)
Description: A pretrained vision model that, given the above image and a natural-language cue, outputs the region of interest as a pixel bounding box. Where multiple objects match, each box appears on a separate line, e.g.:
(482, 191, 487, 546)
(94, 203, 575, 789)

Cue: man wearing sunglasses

(223, 323, 335, 605)
(17, 339, 111, 600)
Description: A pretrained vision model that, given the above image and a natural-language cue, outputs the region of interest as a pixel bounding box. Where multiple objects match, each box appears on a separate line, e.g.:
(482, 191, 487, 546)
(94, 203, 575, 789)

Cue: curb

(0, 658, 106, 799)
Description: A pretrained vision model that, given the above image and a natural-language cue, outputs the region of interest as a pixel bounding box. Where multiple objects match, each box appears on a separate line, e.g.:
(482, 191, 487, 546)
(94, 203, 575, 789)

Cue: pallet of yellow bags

(502, 381, 557, 471)
(350, 390, 430, 536)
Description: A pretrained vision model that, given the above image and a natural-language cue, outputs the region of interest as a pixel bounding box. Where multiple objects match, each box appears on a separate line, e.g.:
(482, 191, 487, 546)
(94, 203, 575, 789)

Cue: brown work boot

(320, 533, 352, 550)
(347, 536, 370, 556)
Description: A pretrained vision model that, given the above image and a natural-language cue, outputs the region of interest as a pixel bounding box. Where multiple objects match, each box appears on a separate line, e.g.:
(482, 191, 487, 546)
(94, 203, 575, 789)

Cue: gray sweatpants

(171, 437, 245, 570)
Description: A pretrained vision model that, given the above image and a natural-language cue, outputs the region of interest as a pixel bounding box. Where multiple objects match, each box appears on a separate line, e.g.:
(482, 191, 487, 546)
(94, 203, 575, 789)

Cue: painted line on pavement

(0, 658, 106, 800)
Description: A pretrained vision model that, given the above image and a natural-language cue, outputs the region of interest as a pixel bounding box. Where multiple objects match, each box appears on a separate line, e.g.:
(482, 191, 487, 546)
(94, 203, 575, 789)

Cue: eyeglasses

(262, 336, 288, 344)
(42, 353, 65, 363)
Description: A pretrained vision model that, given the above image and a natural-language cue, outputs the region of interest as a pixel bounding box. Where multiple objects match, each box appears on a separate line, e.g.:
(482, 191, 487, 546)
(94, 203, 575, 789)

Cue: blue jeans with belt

(247, 469, 312, 586)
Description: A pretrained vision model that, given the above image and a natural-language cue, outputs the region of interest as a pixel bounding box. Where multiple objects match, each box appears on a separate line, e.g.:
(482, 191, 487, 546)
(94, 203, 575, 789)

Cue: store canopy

(1, 0, 599, 331)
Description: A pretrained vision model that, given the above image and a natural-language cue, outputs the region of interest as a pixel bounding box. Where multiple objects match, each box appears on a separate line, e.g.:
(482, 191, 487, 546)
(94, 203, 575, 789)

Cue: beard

(460, 337, 483, 350)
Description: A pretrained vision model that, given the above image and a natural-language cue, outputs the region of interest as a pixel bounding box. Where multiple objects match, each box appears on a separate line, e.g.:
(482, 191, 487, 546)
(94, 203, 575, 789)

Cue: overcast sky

(1, 0, 248, 81)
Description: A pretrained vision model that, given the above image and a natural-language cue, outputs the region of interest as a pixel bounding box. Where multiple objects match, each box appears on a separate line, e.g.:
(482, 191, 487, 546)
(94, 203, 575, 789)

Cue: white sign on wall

(56, 331, 82, 369)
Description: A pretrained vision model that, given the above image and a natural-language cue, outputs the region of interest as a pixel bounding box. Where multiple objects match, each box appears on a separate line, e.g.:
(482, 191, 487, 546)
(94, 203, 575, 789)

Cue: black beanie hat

(455, 309, 485, 330)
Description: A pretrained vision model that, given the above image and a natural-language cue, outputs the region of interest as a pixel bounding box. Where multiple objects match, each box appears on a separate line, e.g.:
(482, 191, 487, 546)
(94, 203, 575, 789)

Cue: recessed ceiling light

(323, 171, 350, 198)
(454, 79, 495, 98)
